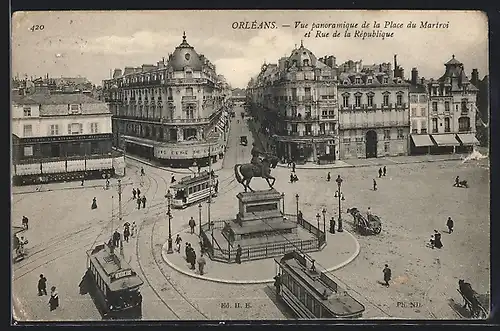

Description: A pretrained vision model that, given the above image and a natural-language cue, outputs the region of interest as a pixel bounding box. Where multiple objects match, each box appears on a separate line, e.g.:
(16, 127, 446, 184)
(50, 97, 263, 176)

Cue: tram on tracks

(85, 243, 144, 319)
(274, 251, 365, 319)
(170, 171, 218, 209)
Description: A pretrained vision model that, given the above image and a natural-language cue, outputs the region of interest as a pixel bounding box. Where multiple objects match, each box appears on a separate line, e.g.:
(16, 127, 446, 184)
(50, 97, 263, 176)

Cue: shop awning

(123, 135, 154, 148)
(431, 134, 460, 146)
(216, 121, 224, 132)
(457, 133, 479, 145)
(411, 134, 434, 147)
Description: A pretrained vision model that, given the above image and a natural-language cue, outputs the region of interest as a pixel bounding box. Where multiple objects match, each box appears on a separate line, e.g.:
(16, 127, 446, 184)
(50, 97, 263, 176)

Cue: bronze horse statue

(234, 155, 279, 192)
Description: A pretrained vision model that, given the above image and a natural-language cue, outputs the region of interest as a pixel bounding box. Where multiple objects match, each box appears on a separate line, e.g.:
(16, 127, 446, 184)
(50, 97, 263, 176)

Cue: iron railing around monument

(200, 214, 326, 264)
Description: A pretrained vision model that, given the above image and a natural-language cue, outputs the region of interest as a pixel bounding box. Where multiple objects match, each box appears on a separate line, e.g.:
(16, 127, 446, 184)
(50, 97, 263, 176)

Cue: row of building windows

(342, 94, 404, 108)
(22, 104, 81, 117)
(23, 123, 100, 137)
(342, 129, 405, 141)
(429, 117, 471, 133)
(431, 100, 469, 112)
(409, 95, 428, 103)
(411, 108, 428, 117)
(344, 141, 392, 155)
(23, 141, 105, 157)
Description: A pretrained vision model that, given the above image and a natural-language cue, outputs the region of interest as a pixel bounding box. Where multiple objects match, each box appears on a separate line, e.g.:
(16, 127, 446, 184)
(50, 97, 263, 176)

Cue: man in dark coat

(434, 230, 443, 248)
(235, 244, 242, 264)
(133, 188, 137, 199)
(378, 168, 383, 178)
(113, 230, 121, 247)
(292, 162, 296, 173)
(274, 273, 282, 299)
(373, 179, 377, 191)
(190, 248, 197, 270)
(383, 264, 391, 287)
(327, 172, 331, 182)
(188, 217, 196, 234)
(137, 197, 141, 210)
(137, 188, 141, 198)
(38, 274, 47, 296)
(185, 243, 190, 261)
(91, 197, 98, 209)
(447, 217, 454, 234)
(142, 196, 147, 208)
(383, 166, 387, 176)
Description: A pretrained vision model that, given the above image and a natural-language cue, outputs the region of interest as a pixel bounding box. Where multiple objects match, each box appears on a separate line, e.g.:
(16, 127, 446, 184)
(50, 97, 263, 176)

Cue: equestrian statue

(234, 142, 279, 192)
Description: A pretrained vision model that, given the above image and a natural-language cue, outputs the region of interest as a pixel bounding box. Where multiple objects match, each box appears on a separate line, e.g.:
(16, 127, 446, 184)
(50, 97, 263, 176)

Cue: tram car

(274, 251, 365, 319)
(170, 171, 218, 209)
(13, 156, 116, 186)
(85, 244, 144, 319)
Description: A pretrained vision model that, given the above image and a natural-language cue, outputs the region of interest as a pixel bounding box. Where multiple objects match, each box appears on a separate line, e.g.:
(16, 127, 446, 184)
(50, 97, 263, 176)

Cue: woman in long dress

(49, 286, 59, 311)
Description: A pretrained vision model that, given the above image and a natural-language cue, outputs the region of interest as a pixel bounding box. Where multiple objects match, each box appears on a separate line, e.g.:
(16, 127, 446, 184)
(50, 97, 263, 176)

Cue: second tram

(274, 251, 365, 319)
(170, 171, 218, 209)
(85, 243, 144, 319)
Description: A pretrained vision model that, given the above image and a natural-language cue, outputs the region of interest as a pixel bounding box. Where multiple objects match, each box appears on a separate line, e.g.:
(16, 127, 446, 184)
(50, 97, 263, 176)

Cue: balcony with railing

(381, 103, 394, 110)
(395, 102, 407, 109)
(165, 78, 210, 85)
(113, 114, 210, 125)
(283, 114, 321, 122)
(339, 120, 409, 130)
(182, 96, 197, 101)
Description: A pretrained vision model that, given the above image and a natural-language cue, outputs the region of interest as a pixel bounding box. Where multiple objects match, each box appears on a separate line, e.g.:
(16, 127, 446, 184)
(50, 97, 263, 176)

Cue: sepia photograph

(11, 10, 490, 321)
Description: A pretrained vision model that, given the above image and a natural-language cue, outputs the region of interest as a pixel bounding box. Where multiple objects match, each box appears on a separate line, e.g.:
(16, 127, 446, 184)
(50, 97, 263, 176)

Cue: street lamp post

(322, 208, 327, 243)
(198, 203, 202, 238)
(335, 175, 344, 232)
(281, 193, 285, 215)
(165, 190, 173, 254)
(316, 213, 321, 249)
(295, 194, 299, 223)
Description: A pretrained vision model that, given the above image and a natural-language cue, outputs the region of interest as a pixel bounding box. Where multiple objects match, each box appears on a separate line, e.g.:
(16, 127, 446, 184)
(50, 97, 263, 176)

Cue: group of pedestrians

(185, 243, 207, 275)
(132, 188, 147, 209)
(373, 166, 387, 191)
(37, 274, 59, 311)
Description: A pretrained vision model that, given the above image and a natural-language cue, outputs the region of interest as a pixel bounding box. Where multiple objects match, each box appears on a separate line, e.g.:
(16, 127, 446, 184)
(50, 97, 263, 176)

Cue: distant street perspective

(11, 11, 490, 322)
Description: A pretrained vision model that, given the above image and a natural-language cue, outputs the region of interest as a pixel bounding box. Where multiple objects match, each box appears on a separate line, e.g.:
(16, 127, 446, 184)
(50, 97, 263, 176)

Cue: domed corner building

(248, 41, 339, 164)
(102, 32, 231, 168)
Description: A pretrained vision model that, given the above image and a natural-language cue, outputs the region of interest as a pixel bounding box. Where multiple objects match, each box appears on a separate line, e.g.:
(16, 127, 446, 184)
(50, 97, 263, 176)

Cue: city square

(11, 10, 490, 322)
(12, 112, 490, 320)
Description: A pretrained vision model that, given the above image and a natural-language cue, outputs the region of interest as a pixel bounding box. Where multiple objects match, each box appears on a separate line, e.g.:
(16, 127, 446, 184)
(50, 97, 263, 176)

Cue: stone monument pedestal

(222, 189, 297, 245)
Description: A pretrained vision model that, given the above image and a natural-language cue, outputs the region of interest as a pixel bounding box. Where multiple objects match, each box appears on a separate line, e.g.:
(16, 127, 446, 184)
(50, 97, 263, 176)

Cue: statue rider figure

(250, 142, 265, 176)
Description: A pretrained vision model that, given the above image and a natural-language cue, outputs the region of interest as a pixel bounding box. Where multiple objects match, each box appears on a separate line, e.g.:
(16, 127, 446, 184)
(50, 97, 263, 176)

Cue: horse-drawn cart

(457, 280, 488, 318)
(346, 207, 382, 235)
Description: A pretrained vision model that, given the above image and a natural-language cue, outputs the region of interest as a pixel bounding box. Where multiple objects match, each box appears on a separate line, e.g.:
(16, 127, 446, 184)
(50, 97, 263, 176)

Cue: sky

(12, 10, 488, 89)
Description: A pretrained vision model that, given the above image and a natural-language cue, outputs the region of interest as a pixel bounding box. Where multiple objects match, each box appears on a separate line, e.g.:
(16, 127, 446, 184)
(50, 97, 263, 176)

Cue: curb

(160, 229, 360, 285)
(276, 157, 466, 170)
(12, 180, 135, 195)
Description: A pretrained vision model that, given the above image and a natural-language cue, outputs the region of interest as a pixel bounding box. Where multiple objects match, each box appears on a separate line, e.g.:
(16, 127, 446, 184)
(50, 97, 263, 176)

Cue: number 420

(30, 25, 44, 31)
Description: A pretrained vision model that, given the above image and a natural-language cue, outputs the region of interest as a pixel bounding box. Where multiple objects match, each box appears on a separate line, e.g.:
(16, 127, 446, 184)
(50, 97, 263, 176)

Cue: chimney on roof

(411, 68, 418, 85)
(421, 77, 425, 85)
(471, 69, 479, 86)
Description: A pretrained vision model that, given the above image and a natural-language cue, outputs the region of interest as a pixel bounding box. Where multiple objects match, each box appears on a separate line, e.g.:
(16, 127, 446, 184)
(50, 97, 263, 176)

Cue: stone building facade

(102, 33, 231, 168)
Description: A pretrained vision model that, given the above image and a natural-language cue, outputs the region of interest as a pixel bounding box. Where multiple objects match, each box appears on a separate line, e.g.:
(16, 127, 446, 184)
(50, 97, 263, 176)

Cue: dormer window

(23, 107, 31, 117)
(69, 104, 81, 114)
(383, 77, 389, 84)
(343, 80, 350, 85)
(367, 78, 373, 84)
(303, 59, 309, 66)
(355, 77, 361, 84)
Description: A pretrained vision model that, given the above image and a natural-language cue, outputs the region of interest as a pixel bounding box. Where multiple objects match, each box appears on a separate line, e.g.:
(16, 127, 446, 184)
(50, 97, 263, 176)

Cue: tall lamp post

(165, 190, 173, 254)
(198, 203, 202, 235)
(334, 175, 345, 232)
(322, 208, 327, 243)
(295, 194, 299, 223)
(316, 213, 321, 249)
(281, 192, 285, 215)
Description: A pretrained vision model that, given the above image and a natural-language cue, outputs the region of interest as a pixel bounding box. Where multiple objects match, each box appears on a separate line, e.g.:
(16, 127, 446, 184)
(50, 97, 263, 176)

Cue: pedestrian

(141, 167, 145, 176)
(373, 179, 377, 191)
(274, 273, 282, 299)
(81, 177, 84, 186)
(142, 195, 147, 208)
(38, 274, 47, 296)
(434, 230, 443, 249)
(455, 176, 460, 187)
(188, 217, 196, 234)
(327, 172, 331, 182)
(137, 188, 141, 198)
(367, 207, 372, 220)
(185, 243, 191, 261)
(290, 172, 294, 183)
(171, 176, 176, 184)
(123, 225, 130, 242)
(215, 180, 219, 194)
(48, 286, 59, 311)
(383, 264, 391, 287)
(91, 197, 98, 210)
(113, 230, 121, 247)
(175, 234, 182, 253)
(137, 197, 141, 210)
(105, 179, 110, 190)
(130, 222, 136, 237)
(383, 166, 387, 176)
(447, 217, 454, 234)
(378, 168, 383, 178)
(22, 216, 29, 230)
(190, 249, 197, 270)
(235, 244, 242, 264)
(197, 252, 206, 275)
(292, 162, 296, 173)
(133, 188, 137, 199)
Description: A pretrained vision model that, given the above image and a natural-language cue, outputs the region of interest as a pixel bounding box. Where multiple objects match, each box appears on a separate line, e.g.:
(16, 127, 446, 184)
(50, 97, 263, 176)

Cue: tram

(274, 251, 365, 319)
(170, 171, 218, 209)
(85, 243, 144, 319)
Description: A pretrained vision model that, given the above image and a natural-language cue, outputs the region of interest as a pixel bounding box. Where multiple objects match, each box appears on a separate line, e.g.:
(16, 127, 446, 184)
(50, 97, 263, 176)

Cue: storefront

(456, 133, 479, 153)
(275, 136, 336, 164)
(430, 134, 460, 154)
(154, 140, 224, 168)
(410, 134, 435, 155)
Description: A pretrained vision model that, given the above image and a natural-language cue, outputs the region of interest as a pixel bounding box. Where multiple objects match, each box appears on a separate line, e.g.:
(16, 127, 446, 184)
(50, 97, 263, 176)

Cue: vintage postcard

(11, 10, 490, 321)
